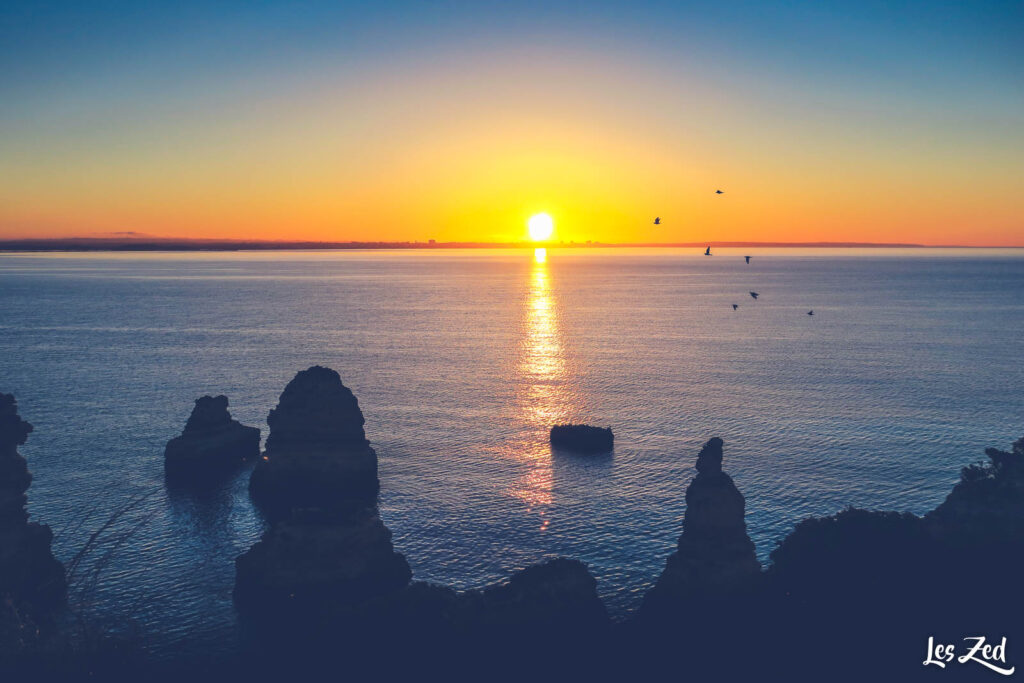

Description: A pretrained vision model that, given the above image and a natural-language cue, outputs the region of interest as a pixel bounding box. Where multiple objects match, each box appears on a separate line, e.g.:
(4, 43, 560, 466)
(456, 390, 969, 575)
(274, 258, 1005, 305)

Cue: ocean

(1, 247, 1022, 655)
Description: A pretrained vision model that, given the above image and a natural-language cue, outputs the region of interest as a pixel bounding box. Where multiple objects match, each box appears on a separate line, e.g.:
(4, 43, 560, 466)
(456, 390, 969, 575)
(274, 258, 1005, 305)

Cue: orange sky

(2, 6, 1022, 246)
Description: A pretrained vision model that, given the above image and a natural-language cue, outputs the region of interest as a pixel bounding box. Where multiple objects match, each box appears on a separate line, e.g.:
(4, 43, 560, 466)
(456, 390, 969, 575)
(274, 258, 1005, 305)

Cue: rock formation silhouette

(549, 424, 614, 453)
(249, 366, 379, 521)
(747, 435, 1024, 678)
(0, 393, 65, 655)
(766, 507, 933, 607)
(926, 434, 1024, 547)
(639, 437, 760, 616)
(364, 558, 609, 640)
(467, 557, 609, 633)
(237, 367, 408, 621)
(236, 367, 609, 646)
(761, 431, 1024, 628)
(234, 510, 411, 614)
(164, 395, 259, 481)
(13, 362, 1024, 680)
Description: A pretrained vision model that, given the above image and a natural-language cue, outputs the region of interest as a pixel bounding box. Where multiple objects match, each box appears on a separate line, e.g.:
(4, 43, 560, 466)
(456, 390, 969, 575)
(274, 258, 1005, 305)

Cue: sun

(527, 213, 554, 242)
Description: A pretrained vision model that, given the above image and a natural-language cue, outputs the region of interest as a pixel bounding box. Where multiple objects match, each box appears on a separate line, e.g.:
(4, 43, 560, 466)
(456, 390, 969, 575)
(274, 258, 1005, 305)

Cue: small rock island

(164, 395, 260, 480)
(550, 424, 614, 454)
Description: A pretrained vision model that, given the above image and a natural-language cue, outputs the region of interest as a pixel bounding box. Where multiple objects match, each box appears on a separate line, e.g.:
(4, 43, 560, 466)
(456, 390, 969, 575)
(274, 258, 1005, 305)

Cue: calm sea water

(1, 248, 1022, 654)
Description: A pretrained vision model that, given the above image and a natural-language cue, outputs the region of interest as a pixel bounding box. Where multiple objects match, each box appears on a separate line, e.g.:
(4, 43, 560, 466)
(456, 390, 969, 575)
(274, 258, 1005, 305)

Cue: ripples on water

(1, 247, 1022, 654)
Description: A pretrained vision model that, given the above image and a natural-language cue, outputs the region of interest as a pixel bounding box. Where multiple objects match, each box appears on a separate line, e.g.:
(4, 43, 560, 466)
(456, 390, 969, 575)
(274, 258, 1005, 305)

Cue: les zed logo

(924, 636, 1015, 676)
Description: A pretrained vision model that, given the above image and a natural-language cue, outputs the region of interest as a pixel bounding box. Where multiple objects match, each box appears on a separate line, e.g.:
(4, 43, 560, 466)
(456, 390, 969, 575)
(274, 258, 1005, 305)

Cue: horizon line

(2, 237, 1024, 252)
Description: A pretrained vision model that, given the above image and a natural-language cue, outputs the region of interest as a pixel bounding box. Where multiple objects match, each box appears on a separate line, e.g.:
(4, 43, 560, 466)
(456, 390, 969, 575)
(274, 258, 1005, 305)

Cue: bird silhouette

(704, 246, 712, 256)
(807, 310, 814, 316)
(715, 189, 724, 194)
(732, 304, 739, 310)
(744, 255, 751, 264)
(750, 291, 759, 299)
(653, 217, 661, 225)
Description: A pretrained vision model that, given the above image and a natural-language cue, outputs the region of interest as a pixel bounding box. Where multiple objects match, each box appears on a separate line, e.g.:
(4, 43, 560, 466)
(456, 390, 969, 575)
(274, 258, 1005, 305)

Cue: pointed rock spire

(640, 437, 760, 615)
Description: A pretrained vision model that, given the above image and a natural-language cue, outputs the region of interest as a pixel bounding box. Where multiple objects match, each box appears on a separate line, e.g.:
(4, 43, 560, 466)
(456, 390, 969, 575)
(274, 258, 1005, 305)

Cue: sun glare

(528, 213, 554, 242)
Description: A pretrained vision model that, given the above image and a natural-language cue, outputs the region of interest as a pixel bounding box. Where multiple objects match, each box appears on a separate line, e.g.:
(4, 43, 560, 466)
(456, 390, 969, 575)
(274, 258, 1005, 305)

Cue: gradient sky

(2, 1, 1022, 244)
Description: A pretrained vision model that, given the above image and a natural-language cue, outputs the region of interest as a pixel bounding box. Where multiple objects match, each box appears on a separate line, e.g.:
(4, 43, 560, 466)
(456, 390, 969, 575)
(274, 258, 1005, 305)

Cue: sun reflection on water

(509, 249, 574, 521)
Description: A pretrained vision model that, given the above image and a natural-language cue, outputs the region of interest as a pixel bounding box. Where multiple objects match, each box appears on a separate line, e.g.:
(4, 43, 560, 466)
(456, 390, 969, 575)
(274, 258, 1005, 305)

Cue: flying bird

(749, 291, 759, 299)
(807, 310, 814, 316)
(745, 255, 751, 264)
(732, 304, 739, 310)
(653, 217, 661, 225)
(704, 246, 712, 256)
(715, 189, 724, 194)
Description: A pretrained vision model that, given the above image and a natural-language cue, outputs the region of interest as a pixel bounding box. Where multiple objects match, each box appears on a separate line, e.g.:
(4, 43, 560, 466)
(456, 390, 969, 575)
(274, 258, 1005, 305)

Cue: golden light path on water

(509, 247, 573, 528)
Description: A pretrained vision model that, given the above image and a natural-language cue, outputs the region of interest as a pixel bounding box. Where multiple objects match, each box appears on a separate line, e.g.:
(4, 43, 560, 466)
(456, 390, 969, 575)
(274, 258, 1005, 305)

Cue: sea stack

(164, 395, 260, 480)
(0, 394, 66, 650)
(236, 367, 408, 618)
(249, 366, 379, 520)
(639, 437, 760, 615)
(550, 424, 614, 454)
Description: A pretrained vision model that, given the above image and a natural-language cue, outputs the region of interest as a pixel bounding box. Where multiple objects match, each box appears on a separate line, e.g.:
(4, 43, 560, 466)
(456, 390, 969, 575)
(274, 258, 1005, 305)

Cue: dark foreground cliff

(0, 394, 65, 659)
(4, 374, 1024, 681)
(233, 393, 1024, 682)
(624, 433, 1024, 679)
